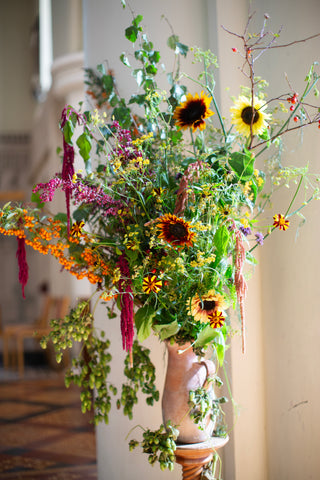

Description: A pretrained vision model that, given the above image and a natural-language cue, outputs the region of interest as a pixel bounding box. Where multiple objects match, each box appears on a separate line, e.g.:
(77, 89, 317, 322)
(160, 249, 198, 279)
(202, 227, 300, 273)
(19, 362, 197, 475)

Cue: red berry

(290, 105, 294, 111)
(293, 116, 298, 122)
(232, 47, 237, 52)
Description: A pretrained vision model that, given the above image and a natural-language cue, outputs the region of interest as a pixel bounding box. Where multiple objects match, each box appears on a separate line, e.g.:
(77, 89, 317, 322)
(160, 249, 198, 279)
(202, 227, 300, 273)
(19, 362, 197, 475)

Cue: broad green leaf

(63, 120, 74, 145)
(214, 225, 230, 256)
(76, 133, 92, 163)
(194, 324, 220, 348)
(228, 151, 255, 180)
(134, 304, 156, 342)
(153, 320, 180, 341)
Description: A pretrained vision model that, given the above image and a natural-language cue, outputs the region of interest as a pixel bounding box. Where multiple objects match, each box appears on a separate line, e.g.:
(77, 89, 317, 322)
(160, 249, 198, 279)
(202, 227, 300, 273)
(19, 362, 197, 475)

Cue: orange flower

(273, 214, 290, 231)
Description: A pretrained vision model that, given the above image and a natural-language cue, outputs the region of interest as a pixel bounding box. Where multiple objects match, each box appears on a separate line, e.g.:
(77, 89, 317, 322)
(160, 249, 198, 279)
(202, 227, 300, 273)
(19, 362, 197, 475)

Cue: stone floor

(0, 368, 97, 479)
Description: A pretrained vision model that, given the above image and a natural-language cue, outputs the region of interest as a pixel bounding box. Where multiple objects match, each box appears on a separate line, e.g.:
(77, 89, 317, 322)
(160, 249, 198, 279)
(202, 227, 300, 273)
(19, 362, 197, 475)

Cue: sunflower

(156, 213, 196, 248)
(187, 290, 228, 323)
(230, 96, 270, 136)
(173, 91, 214, 132)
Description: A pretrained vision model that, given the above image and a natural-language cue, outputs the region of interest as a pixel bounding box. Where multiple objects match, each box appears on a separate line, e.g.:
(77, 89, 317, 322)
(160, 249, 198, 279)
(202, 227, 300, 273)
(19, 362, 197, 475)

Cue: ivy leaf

(132, 14, 143, 27)
(175, 42, 189, 57)
(125, 25, 139, 43)
(167, 35, 179, 50)
(120, 53, 131, 67)
(135, 304, 156, 341)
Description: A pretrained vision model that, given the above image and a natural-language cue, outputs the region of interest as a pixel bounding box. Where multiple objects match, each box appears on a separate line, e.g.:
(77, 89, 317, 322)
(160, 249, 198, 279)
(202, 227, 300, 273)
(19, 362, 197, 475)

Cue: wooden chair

(3, 295, 70, 377)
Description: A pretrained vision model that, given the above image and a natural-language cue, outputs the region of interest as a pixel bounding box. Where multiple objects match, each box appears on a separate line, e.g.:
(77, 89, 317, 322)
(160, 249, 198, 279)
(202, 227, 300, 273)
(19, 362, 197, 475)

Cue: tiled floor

(0, 370, 97, 479)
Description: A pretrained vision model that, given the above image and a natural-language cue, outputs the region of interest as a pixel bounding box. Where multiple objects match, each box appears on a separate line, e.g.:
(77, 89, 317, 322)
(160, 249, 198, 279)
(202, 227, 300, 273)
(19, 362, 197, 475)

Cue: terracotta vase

(162, 341, 216, 444)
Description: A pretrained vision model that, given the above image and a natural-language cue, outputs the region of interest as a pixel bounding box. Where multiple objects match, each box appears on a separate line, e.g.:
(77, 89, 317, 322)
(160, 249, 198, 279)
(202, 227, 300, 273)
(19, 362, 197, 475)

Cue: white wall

(82, 1, 320, 479)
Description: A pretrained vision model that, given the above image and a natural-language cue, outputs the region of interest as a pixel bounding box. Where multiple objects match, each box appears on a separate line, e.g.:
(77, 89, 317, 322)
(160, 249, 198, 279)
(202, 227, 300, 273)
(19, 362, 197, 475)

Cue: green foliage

(118, 340, 160, 419)
(129, 421, 179, 471)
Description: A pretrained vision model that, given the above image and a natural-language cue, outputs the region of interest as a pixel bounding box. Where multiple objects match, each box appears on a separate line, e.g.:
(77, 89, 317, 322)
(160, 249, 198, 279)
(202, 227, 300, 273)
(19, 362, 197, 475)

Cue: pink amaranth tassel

(230, 220, 248, 353)
(60, 106, 75, 233)
(118, 254, 134, 358)
(16, 236, 29, 299)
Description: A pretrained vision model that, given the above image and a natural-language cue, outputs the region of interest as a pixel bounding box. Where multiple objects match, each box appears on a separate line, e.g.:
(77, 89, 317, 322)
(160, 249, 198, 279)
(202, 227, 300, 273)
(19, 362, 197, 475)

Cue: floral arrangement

(1, 7, 320, 474)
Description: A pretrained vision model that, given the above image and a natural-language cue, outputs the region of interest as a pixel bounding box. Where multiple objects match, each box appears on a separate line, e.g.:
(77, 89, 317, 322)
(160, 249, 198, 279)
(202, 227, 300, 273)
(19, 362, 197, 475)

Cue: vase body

(162, 341, 216, 444)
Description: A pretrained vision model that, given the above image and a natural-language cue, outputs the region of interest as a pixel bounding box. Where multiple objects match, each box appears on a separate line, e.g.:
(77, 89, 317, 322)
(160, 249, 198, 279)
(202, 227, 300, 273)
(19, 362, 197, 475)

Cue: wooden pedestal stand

(174, 437, 229, 480)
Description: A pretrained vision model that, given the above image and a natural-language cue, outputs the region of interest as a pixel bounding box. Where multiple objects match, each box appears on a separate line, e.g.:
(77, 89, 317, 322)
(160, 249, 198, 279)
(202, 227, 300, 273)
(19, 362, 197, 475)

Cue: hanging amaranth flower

(173, 92, 214, 132)
(16, 236, 29, 299)
(60, 106, 75, 233)
(118, 253, 134, 356)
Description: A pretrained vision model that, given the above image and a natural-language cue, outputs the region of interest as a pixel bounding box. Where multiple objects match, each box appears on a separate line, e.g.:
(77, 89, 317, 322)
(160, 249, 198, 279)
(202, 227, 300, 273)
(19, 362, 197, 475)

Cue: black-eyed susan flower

(208, 310, 225, 329)
(156, 213, 196, 248)
(142, 274, 162, 294)
(70, 220, 85, 237)
(230, 96, 270, 136)
(173, 92, 214, 132)
(273, 213, 290, 231)
(187, 290, 228, 323)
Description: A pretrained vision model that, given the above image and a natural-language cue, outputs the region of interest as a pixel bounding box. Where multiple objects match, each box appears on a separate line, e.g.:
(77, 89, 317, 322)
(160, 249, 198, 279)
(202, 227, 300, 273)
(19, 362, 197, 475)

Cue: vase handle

(199, 359, 215, 390)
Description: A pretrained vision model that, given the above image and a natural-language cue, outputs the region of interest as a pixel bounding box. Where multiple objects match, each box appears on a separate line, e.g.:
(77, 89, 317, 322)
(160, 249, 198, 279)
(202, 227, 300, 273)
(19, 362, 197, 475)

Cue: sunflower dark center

(241, 106, 260, 125)
(168, 222, 188, 239)
(181, 100, 206, 123)
(202, 300, 216, 311)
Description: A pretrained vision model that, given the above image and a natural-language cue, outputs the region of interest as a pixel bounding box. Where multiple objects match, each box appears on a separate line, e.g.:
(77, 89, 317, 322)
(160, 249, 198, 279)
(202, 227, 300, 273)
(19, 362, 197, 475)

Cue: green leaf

(194, 324, 220, 348)
(125, 25, 139, 43)
(76, 132, 92, 164)
(63, 120, 74, 145)
(228, 151, 255, 180)
(54, 212, 68, 224)
(135, 304, 156, 342)
(153, 320, 180, 341)
(214, 225, 230, 256)
(132, 14, 143, 27)
(133, 69, 145, 86)
(167, 35, 179, 50)
(120, 53, 131, 67)
(175, 42, 189, 57)
(31, 191, 45, 208)
(149, 51, 160, 63)
(102, 74, 114, 94)
(146, 64, 157, 75)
